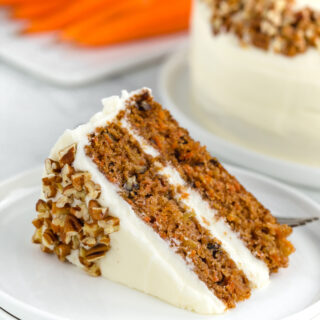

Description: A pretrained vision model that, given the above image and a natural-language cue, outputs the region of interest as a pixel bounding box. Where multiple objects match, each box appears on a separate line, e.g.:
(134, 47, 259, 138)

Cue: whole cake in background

(32, 88, 294, 314)
(190, 0, 320, 167)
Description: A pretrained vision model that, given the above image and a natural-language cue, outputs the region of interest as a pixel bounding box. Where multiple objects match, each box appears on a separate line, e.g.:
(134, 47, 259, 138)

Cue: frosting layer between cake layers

(190, 0, 320, 167)
(44, 89, 270, 314)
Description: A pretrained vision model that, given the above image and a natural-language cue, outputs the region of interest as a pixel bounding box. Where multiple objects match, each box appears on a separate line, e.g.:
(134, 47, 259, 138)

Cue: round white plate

(0, 167, 320, 320)
(159, 50, 320, 189)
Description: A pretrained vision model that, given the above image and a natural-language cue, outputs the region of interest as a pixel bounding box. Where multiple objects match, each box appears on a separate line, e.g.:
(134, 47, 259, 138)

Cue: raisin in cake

(32, 88, 294, 314)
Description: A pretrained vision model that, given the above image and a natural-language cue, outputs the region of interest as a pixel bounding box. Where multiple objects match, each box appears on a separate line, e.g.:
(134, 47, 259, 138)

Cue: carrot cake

(32, 88, 294, 314)
(190, 0, 320, 167)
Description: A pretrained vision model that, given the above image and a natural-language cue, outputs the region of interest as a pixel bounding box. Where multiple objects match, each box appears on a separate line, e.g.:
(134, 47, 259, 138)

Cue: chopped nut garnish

(42, 184, 57, 199)
(83, 244, 109, 262)
(32, 218, 43, 229)
(33, 146, 119, 278)
(98, 216, 120, 234)
(42, 229, 57, 247)
(204, 0, 320, 57)
(56, 195, 72, 208)
(58, 144, 77, 166)
(88, 200, 108, 220)
(61, 164, 74, 187)
(71, 172, 90, 191)
(32, 227, 43, 244)
(45, 159, 61, 175)
(54, 243, 71, 261)
(70, 203, 89, 221)
(85, 180, 101, 199)
(41, 245, 53, 254)
(83, 222, 102, 238)
(36, 199, 50, 213)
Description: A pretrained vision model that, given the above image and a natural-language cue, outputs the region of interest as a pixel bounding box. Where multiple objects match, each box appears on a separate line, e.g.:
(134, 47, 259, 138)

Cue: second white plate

(159, 50, 320, 189)
(0, 10, 187, 86)
(0, 167, 319, 320)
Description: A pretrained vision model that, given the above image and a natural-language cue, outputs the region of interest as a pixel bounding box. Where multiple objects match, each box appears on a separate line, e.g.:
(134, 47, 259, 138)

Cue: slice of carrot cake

(32, 88, 294, 314)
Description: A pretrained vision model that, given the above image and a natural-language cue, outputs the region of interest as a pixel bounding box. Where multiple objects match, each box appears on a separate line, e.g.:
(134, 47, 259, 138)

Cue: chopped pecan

(56, 195, 73, 208)
(41, 244, 53, 254)
(52, 202, 70, 215)
(45, 158, 60, 175)
(43, 184, 57, 199)
(32, 227, 43, 244)
(42, 229, 57, 247)
(83, 244, 109, 262)
(70, 203, 89, 221)
(85, 180, 101, 199)
(52, 214, 66, 233)
(98, 235, 110, 246)
(98, 216, 120, 234)
(88, 200, 108, 221)
(58, 144, 77, 166)
(32, 218, 43, 229)
(61, 164, 74, 187)
(54, 243, 71, 261)
(87, 264, 101, 277)
(35, 199, 49, 213)
(83, 222, 102, 238)
(64, 214, 82, 233)
(71, 172, 86, 191)
(82, 236, 97, 248)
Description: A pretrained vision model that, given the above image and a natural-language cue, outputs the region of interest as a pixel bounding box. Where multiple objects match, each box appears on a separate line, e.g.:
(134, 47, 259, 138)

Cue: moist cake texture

(32, 88, 294, 314)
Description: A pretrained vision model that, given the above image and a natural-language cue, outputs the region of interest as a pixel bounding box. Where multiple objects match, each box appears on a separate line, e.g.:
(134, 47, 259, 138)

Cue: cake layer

(122, 89, 294, 273)
(190, 0, 320, 167)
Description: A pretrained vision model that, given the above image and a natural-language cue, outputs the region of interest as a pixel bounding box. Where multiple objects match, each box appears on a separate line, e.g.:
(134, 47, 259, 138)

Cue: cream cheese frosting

(42, 89, 269, 314)
(190, 0, 320, 167)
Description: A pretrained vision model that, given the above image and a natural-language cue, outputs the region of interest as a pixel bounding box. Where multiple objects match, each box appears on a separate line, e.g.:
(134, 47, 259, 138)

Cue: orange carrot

(60, 0, 144, 41)
(24, 0, 118, 33)
(11, 0, 67, 19)
(63, 0, 191, 46)
(4, 0, 191, 47)
(0, 0, 45, 5)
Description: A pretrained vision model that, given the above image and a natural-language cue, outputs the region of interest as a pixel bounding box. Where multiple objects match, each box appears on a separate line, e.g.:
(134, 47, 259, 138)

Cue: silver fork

(277, 216, 319, 227)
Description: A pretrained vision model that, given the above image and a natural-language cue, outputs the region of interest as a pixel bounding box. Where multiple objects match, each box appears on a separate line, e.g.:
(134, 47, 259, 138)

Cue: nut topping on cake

(204, 0, 320, 56)
(32, 144, 120, 277)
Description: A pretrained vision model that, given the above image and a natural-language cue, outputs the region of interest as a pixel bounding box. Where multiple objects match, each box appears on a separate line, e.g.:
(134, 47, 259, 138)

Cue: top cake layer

(204, 0, 320, 56)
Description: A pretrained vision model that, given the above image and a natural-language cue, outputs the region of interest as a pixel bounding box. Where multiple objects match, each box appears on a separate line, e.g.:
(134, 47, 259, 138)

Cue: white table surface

(0, 57, 319, 206)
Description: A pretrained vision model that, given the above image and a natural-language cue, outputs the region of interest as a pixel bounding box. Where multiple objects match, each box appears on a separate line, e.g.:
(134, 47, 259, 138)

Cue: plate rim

(0, 166, 319, 320)
(158, 49, 320, 189)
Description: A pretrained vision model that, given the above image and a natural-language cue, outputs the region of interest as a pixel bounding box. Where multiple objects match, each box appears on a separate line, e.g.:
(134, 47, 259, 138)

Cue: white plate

(0, 10, 187, 86)
(159, 50, 320, 189)
(0, 167, 320, 320)
(0, 307, 17, 320)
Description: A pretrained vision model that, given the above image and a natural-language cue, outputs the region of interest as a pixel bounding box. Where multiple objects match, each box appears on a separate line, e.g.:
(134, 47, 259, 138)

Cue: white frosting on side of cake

(122, 119, 269, 289)
(190, 0, 320, 167)
(46, 89, 226, 315)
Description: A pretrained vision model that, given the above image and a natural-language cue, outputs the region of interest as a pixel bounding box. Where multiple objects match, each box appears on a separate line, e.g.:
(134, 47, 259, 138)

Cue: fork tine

(276, 217, 319, 228)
